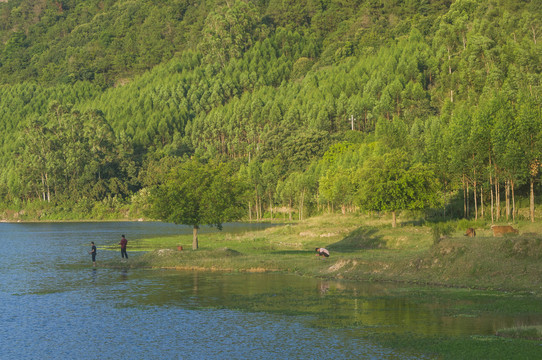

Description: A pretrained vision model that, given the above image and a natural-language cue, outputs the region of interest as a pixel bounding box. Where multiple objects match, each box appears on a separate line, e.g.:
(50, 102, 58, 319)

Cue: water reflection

(91, 268, 97, 283)
(80, 270, 541, 339)
(119, 268, 129, 281)
(318, 281, 330, 294)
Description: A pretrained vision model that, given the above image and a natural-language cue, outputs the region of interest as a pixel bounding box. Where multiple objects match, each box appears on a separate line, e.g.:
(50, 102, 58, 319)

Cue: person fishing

(89, 241, 97, 267)
(119, 234, 128, 261)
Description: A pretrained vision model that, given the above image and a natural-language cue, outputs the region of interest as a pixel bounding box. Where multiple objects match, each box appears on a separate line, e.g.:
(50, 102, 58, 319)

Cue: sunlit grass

(497, 325, 542, 340)
(105, 212, 542, 294)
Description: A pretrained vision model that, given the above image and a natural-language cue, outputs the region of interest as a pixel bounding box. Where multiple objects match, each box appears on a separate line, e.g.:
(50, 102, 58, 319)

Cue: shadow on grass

(327, 226, 385, 252)
(271, 250, 314, 255)
(400, 219, 425, 227)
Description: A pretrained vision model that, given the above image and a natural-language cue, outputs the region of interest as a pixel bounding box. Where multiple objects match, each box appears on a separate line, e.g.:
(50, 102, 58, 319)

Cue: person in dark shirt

(89, 242, 97, 267)
(119, 234, 128, 261)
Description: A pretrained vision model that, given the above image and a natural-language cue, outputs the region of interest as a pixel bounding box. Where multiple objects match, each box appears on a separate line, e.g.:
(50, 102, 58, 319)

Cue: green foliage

(147, 159, 246, 248)
(430, 222, 456, 245)
(355, 150, 441, 217)
(0, 0, 541, 223)
(15, 103, 132, 203)
(199, 0, 262, 66)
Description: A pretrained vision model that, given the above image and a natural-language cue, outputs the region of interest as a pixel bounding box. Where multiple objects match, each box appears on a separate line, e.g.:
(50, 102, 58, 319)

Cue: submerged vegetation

(497, 326, 542, 341)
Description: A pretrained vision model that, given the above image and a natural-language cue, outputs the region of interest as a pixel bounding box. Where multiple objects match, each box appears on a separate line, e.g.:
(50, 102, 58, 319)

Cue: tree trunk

(530, 178, 535, 222)
(261, 199, 264, 220)
(463, 175, 467, 218)
(41, 173, 46, 201)
(269, 193, 273, 219)
(45, 172, 51, 202)
(248, 201, 252, 221)
(255, 193, 260, 220)
(299, 190, 305, 221)
(466, 180, 470, 218)
(192, 225, 199, 250)
(392, 211, 397, 228)
(489, 173, 494, 223)
(472, 157, 477, 219)
(473, 179, 478, 221)
(443, 182, 447, 218)
(505, 180, 510, 220)
(288, 199, 292, 221)
(480, 185, 484, 219)
(510, 180, 516, 221)
(495, 179, 501, 221)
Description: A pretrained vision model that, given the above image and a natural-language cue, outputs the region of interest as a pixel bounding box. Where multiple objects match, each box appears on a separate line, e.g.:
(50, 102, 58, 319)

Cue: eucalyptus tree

(491, 92, 520, 221)
(374, 117, 409, 150)
(238, 160, 265, 220)
(317, 142, 358, 214)
(276, 176, 296, 221)
(17, 117, 53, 202)
(293, 167, 319, 221)
(445, 106, 474, 219)
(515, 93, 542, 222)
(198, 0, 261, 67)
(319, 167, 354, 214)
(15, 102, 130, 207)
(423, 116, 453, 217)
(469, 97, 499, 221)
(261, 159, 282, 219)
(432, 0, 475, 103)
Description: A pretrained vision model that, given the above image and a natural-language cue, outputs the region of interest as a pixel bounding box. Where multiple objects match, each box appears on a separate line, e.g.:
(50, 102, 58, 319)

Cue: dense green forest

(0, 0, 540, 224)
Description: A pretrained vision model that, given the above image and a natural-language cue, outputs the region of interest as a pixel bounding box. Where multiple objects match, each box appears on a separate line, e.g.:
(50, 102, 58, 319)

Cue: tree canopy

(0, 0, 540, 226)
(148, 159, 246, 249)
(356, 150, 441, 227)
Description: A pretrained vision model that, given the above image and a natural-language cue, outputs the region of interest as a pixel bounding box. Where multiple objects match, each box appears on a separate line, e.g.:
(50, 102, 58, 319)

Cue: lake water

(1, 222, 539, 359)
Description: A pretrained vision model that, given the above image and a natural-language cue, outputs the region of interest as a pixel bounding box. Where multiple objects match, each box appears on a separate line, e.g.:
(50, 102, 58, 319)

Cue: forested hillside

(0, 0, 540, 223)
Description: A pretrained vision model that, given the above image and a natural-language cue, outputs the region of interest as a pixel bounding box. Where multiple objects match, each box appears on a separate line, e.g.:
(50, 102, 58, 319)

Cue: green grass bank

(99, 213, 542, 357)
(103, 213, 542, 294)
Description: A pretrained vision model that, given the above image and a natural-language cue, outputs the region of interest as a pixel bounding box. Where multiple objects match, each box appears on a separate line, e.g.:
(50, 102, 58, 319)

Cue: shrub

(430, 222, 455, 245)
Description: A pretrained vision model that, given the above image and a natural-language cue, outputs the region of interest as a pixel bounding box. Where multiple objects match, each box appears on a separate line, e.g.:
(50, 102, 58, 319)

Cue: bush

(430, 222, 455, 245)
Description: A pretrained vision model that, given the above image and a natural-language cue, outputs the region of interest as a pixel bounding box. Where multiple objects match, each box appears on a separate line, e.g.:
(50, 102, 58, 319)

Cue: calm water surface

(0, 222, 538, 359)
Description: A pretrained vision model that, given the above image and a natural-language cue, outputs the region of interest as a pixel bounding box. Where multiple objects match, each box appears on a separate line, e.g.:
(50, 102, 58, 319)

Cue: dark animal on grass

(464, 228, 476, 237)
(491, 225, 519, 237)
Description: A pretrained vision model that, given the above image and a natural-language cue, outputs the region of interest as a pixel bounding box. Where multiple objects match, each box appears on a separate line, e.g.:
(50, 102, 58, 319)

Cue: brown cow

(464, 228, 476, 237)
(491, 225, 519, 237)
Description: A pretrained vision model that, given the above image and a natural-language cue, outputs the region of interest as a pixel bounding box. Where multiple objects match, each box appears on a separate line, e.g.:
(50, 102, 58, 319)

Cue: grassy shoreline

(101, 213, 542, 293)
(100, 213, 542, 357)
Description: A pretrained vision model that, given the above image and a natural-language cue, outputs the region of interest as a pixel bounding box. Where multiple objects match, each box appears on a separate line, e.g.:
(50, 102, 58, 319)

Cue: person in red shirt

(119, 234, 128, 261)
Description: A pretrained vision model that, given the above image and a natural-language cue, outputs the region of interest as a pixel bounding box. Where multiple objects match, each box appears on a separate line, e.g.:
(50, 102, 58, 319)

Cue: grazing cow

(491, 225, 519, 237)
(464, 228, 476, 237)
